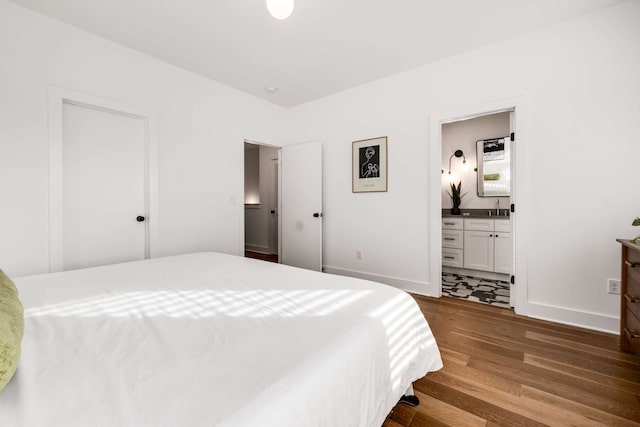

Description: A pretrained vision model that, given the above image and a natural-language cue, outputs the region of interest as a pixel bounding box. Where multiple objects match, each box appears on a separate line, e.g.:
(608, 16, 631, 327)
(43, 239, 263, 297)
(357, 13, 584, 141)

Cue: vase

(450, 207, 461, 215)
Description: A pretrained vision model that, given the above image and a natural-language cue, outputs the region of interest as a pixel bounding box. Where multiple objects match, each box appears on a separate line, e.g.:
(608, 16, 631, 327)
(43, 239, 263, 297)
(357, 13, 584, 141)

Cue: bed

(0, 252, 442, 426)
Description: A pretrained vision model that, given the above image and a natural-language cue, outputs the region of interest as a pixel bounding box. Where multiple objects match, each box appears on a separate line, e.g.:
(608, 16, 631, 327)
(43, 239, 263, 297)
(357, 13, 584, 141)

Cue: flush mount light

(266, 0, 294, 20)
(264, 86, 278, 94)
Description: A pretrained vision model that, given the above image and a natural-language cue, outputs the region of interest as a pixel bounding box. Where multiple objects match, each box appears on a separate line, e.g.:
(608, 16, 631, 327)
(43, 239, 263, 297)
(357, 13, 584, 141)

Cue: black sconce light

(441, 149, 466, 176)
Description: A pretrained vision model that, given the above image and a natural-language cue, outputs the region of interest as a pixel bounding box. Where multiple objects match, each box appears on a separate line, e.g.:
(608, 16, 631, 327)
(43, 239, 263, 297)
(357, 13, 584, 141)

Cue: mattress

(0, 252, 442, 426)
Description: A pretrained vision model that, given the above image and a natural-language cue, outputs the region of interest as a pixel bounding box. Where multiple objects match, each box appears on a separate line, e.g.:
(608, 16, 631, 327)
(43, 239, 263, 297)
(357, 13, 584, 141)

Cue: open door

(281, 141, 323, 271)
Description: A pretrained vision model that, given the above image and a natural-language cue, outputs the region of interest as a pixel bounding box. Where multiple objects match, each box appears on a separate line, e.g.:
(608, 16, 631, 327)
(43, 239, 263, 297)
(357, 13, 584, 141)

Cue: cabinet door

(494, 232, 513, 274)
(464, 230, 494, 272)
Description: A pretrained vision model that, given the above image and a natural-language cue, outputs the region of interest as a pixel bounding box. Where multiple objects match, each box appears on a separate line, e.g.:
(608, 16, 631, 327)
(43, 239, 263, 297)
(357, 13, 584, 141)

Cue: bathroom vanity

(442, 214, 512, 275)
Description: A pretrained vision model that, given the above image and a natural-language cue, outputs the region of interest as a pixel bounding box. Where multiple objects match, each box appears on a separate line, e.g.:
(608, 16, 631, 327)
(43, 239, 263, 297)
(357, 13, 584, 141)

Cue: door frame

(429, 96, 529, 315)
(48, 87, 159, 273)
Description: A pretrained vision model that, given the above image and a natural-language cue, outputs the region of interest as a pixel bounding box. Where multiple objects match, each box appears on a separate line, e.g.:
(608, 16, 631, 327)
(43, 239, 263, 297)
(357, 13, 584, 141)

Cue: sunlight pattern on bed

(24, 289, 372, 319)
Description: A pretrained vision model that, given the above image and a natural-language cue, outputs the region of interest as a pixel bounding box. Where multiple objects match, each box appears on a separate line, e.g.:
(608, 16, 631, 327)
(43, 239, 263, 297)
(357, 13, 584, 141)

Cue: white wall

(441, 112, 511, 211)
(0, 0, 284, 277)
(285, 1, 640, 332)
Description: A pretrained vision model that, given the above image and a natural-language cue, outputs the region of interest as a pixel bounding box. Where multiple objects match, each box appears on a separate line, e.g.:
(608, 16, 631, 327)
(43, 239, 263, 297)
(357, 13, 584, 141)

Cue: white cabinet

(463, 218, 494, 232)
(442, 218, 463, 268)
(464, 230, 494, 272)
(442, 218, 463, 230)
(442, 230, 463, 249)
(463, 218, 512, 274)
(494, 232, 513, 274)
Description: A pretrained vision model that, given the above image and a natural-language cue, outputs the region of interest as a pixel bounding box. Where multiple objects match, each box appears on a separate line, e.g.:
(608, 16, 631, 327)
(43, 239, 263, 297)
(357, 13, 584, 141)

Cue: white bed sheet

(0, 252, 442, 426)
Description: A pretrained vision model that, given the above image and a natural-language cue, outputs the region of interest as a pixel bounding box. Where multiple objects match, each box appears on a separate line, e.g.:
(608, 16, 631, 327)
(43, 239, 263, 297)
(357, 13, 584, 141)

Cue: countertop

(442, 208, 511, 219)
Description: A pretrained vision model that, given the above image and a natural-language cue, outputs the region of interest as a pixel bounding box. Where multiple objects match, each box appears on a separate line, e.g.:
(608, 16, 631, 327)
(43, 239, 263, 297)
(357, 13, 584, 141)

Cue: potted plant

(447, 181, 466, 215)
(632, 217, 640, 244)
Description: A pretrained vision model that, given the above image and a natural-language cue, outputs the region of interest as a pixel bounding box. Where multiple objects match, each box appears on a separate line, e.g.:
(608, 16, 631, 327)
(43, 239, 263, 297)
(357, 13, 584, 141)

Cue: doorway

(244, 142, 280, 263)
(243, 140, 324, 271)
(440, 111, 514, 309)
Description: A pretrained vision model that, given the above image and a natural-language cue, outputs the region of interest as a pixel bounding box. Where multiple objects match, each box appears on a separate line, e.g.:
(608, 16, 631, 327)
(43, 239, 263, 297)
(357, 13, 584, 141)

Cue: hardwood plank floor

(384, 295, 640, 426)
(244, 251, 278, 263)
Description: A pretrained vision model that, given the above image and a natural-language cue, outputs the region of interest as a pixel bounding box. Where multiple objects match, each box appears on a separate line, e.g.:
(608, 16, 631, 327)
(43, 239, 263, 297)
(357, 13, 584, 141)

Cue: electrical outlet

(607, 279, 621, 295)
(356, 250, 363, 260)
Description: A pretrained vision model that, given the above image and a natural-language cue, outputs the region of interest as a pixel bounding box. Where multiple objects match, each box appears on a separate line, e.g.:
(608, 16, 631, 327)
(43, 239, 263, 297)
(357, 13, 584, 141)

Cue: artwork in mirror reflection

(476, 137, 511, 197)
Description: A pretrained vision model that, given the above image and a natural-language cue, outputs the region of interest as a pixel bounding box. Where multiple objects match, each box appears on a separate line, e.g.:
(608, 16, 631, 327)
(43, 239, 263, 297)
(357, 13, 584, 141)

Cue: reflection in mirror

(477, 137, 511, 197)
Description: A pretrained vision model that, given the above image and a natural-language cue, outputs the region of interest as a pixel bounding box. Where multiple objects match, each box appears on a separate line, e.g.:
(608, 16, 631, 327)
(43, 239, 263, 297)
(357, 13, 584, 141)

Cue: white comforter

(0, 253, 442, 426)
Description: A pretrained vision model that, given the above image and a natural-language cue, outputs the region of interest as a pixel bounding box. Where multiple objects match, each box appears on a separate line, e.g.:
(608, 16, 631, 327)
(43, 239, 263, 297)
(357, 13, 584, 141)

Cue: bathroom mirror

(476, 137, 511, 197)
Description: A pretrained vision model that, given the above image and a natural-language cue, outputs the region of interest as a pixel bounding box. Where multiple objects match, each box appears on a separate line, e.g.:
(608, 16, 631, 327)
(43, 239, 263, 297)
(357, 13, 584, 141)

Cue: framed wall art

(352, 136, 387, 193)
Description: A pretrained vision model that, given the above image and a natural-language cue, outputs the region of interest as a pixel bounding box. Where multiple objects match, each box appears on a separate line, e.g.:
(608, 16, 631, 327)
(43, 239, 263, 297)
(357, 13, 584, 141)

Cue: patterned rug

(442, 273, 511, 308)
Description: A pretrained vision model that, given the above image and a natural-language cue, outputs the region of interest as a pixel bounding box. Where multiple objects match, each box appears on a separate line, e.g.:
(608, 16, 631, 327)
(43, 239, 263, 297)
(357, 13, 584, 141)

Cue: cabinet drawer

(442, 218, 463, 230)
(464, 218, 494, 232)
(622, 267, 640, 317)
(627, 246, 640, 264)
(624, 307, 640, 355)
(442, 248, 463, 268)
(628, 259, 640, 285)
(626, 293, 640, 324)
(494, 219, 512, 233)
(442, 230, 463, 249)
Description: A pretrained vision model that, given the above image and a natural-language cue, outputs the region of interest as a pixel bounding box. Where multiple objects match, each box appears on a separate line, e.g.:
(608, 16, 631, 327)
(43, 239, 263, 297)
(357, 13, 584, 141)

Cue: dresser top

(617, 239, 640, 251)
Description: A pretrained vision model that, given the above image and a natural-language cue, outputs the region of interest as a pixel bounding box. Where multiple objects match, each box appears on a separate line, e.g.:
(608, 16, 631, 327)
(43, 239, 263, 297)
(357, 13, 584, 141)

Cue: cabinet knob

(136, 216, 145, 222)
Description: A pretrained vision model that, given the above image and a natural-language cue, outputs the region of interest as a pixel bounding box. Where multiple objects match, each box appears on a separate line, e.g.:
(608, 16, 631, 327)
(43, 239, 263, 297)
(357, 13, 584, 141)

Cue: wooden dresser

(618, 239, 640, 354)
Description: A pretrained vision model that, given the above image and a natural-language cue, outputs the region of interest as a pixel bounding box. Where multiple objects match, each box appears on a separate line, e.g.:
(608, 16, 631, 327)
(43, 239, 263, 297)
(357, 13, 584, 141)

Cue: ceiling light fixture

(266, 0, 294, 20)
(265, 86, 278, 94)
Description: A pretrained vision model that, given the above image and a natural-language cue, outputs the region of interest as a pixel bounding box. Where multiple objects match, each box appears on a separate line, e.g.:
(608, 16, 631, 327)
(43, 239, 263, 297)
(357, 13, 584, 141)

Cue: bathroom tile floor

(442, 272, 511, 308)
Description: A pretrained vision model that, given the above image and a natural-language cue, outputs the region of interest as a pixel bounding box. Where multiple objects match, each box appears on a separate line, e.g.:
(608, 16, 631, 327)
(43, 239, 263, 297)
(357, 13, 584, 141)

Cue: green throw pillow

(0, 269, 24, 392)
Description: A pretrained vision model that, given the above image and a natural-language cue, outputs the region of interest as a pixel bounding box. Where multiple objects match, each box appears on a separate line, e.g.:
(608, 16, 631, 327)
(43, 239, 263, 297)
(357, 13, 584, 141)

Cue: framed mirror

(476, 137, 511, 197)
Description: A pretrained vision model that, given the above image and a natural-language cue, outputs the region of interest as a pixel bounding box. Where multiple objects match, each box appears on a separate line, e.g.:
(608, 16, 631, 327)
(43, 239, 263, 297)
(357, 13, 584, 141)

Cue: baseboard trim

(324, 266, 618, 334)
(525, 301, 618, 335)
(322, 266, 434, 297)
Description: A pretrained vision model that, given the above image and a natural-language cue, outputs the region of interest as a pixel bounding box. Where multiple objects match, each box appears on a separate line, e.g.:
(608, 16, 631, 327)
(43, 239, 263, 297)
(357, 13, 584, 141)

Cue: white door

(281, 141, 322, 271)
(62, 102, 147, 270)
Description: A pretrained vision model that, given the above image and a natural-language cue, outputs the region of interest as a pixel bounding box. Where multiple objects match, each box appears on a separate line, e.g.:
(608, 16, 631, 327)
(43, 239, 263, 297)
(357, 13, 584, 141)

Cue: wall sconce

(442, 150, 467, 180)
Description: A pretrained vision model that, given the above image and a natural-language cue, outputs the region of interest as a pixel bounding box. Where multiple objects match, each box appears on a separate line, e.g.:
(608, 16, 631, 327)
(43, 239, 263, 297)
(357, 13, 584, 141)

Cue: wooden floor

(384, 295, 640, 427)
(245, 251, 278, 263)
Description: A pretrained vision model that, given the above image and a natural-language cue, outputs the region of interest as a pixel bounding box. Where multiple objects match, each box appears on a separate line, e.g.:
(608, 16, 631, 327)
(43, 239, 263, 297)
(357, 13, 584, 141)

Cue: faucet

(496, 199, 500, 216)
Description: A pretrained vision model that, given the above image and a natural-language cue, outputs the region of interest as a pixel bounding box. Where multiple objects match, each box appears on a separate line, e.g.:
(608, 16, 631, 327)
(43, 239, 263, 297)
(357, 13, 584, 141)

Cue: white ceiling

(10, 0, 623, 107)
